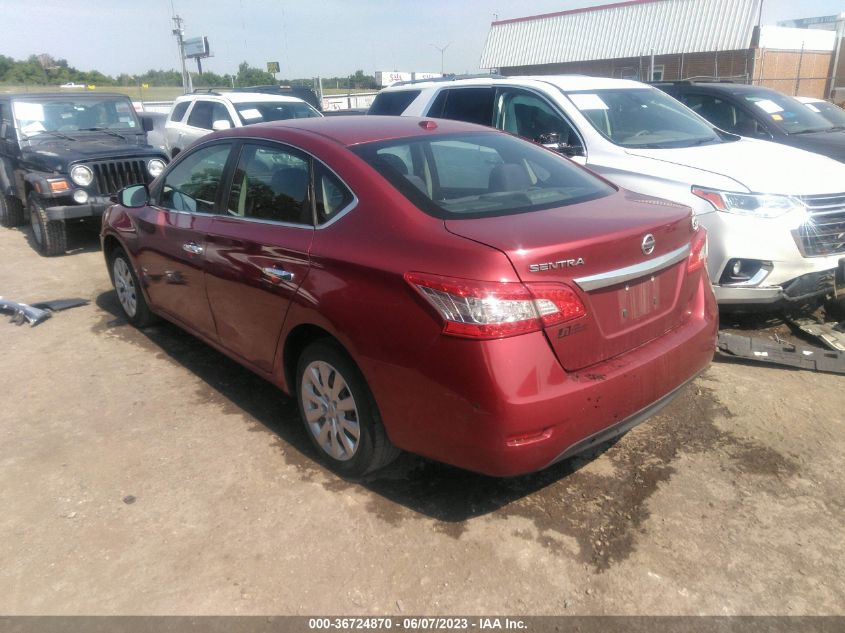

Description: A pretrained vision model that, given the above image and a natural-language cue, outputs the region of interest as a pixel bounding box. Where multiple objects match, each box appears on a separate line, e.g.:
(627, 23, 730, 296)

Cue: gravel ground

(0, 223, 843, 615)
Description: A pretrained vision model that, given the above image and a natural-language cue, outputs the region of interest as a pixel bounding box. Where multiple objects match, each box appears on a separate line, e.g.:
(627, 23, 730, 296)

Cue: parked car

(371, 75, 845, 311)
(232, 85, 323, 112)
(0, 92, 167, 255)
(655, 82, 845, 162)
(163, 90, 322, 158)
(101, 116, 717, 477)
(795, 96, 845, 128)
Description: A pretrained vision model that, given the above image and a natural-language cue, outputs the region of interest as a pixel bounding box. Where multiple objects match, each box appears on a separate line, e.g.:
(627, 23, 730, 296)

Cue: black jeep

(0, 92, 168, 255)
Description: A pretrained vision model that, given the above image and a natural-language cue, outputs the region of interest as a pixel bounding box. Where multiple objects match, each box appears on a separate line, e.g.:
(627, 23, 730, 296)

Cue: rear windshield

(566, 87, 723, 148)
(234, 101, 321, 124)
(351, 132, 614, 219)
(368, 91, 421, 115)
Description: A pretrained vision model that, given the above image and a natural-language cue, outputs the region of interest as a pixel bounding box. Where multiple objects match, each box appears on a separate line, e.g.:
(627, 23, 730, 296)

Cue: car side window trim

(162, 135, 359, 229)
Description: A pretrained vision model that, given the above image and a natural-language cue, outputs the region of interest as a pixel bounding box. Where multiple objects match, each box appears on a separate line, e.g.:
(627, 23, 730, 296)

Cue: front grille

(796, 193, 845, 257)
(86, 159, 150, 195)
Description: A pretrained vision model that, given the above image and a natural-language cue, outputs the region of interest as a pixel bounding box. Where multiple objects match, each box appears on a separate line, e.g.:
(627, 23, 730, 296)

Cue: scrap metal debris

(785, 315, 845, 352)
(0, 297, 88, 327)
(717, 331, 845, 375)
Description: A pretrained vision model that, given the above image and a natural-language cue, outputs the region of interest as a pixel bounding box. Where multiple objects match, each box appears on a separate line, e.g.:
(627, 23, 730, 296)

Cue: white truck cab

(372, 75, 845, 309)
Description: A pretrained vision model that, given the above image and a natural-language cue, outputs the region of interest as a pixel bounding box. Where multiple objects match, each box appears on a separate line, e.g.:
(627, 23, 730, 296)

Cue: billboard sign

(375, 71, 412, 87)
(184, 36, 210, 58)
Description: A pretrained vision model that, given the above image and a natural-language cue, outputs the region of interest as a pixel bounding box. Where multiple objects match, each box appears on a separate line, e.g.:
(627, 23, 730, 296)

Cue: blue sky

(1, 0, 844, 78)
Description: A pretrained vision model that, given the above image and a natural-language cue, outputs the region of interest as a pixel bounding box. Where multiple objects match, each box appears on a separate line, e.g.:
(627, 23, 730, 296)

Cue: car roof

(176, 91, 305, 104)
(222, 115, 495, 147)
(660, 82, 778, 96)
(795, 96, 824, 104)
(381, 74, 647, 92)
(5, 92, 132, 100)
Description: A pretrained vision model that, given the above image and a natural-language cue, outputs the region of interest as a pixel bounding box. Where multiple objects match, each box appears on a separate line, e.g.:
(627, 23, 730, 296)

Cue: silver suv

(371, 75, 845, 310)
(164, 90, 321, 158)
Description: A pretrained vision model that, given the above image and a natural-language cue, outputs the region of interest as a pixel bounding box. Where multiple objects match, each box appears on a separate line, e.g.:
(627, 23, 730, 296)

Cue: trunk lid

(444, 190, 698, 371)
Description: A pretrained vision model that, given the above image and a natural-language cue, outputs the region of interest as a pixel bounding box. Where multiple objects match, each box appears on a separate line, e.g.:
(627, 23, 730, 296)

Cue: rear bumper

(368, 277, 718, 477)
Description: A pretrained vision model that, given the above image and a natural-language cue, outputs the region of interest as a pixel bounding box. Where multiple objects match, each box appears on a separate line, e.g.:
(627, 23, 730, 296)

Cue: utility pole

(431, 42, 451, 75)
(171, 13, 192, 94)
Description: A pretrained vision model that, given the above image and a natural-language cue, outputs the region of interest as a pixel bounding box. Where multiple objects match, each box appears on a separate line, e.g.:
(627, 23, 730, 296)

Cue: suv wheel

(296, 340, 400, 477)
(28, 194, 67, 256)
(0, 195, 25, 228)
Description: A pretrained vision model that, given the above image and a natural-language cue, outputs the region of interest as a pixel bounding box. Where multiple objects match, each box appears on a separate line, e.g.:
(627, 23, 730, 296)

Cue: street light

(431, 42, 451, 75)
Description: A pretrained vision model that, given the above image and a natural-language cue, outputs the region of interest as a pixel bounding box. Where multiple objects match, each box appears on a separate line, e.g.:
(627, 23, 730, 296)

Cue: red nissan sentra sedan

(101, 116, 717, 477)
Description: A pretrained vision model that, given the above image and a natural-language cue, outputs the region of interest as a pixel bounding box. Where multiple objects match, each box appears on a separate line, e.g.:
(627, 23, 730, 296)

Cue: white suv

(371, 76, 845, 310)
(164, 90, 321, 158)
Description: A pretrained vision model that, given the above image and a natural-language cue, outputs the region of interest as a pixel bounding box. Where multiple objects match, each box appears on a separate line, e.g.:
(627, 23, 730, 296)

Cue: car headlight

(69, 164, 94, 187)
(692, 187, 805, 219)
(147, 159, 166, 178)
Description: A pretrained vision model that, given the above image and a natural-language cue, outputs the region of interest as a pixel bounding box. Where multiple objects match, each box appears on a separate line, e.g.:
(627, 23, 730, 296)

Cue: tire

(296, 340, 400, 477)
(28, 194, 67, 256)
(0, 194, 25, 228)
(109, 248, 155, 327)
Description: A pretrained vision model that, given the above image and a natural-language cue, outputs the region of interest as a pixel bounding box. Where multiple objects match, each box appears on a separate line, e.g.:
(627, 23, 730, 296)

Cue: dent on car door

(203, 141, 315, 372)
(133, 142, 233, 340)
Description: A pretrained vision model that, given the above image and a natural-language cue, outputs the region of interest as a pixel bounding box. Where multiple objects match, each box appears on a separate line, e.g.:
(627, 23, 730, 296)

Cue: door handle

(262, 266, 294, 282)
(182, 242, 203, 255)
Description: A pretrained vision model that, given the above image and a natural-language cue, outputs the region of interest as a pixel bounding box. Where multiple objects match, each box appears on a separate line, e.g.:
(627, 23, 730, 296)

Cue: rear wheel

(28, 194, 67, 256)
(0, 194, 25, 228)
(296, 340, 399, 477)
(110, 248, 155, 327)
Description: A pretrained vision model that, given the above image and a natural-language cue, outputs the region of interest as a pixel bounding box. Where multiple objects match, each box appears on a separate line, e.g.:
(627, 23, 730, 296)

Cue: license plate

(618, 276, 660, 321)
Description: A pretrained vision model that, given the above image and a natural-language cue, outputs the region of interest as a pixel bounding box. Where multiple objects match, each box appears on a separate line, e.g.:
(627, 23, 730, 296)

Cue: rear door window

(227, 143, 312, 224)
(170, 101, 190, 122)
(368, 90, 421, 115)
(430, 88, 495, 126)
(187, 100, 232, 130)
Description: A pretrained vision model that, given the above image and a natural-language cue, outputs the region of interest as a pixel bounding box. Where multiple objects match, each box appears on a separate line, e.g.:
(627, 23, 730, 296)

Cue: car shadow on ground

(94, 290, 613, 522)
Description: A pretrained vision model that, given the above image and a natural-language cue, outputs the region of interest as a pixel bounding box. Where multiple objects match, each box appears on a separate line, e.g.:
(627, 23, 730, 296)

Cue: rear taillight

(687, 227, 708, 274)
(405, 272, 586, 340)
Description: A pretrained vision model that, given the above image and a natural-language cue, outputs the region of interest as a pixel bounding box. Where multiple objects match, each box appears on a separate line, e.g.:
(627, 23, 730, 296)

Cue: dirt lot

(0, 223, 843, 615)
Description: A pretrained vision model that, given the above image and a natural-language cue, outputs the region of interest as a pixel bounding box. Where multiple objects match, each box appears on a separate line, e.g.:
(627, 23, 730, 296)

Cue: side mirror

(212, 119, 232, 131)
(537, 132, 585, 157)
(118, 184, 149, 208)
(141, 116, 154, 132)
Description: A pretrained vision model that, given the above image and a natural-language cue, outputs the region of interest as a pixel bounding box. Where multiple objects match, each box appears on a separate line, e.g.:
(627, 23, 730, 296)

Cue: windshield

(352, 132, 614, 219)
(800, 100, 845, 129)
(234, 101, 321, 125)
(742, 90, 834, 134)
(565, 87, 722, 149)
(11, 97, 139, 137)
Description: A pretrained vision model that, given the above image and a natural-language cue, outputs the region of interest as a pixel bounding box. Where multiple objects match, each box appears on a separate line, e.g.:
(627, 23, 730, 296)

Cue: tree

(235, 62, 275, 87)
